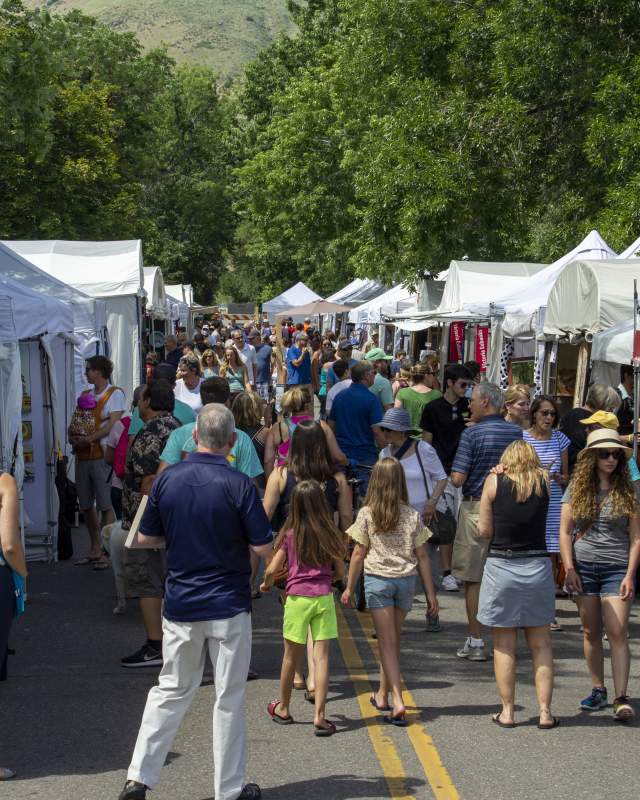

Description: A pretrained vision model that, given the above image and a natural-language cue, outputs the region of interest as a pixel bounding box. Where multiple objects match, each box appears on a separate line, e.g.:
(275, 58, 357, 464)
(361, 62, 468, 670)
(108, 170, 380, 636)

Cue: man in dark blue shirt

(450, 382, 523, 663)
(328, 361, 384, 493)
(120, 404, 272, 800)
(250, 330, 273, 403)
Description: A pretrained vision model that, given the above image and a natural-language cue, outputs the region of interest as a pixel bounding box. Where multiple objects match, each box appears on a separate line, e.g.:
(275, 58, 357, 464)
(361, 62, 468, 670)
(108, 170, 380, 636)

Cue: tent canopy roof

(165, 284, 194, 306)
(262, 282, 321, 315)
(3, 240, 143, 298)
(143, 266, 168, 319)
(544, 258, 640, 337)
(348, 284, 416, 324)
(326, 278, 388, 307)
(276, 299, 352, 317)
(591, 317, 633, 364)
(0, 269, 72, 339)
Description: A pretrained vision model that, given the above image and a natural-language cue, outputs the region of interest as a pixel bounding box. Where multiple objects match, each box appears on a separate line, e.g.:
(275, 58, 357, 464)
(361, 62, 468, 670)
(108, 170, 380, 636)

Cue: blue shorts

(575, 560, 627, 598)
(364, 574, 416, 611)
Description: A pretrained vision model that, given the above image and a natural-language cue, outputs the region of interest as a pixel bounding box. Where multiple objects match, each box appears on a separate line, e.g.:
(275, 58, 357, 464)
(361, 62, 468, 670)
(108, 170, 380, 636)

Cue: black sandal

(491, 712, 516, 729)
(538, 716, 560, 730)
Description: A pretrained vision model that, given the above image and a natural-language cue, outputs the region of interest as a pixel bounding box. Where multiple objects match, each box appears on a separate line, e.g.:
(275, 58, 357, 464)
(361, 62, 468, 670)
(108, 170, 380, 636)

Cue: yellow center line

(355, 609, 460, 800)
(335, 603, 417, 800)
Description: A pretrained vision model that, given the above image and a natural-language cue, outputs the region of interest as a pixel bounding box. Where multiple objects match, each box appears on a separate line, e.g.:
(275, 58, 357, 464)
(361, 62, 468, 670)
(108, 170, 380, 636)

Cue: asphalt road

(2, 530, 639, 800)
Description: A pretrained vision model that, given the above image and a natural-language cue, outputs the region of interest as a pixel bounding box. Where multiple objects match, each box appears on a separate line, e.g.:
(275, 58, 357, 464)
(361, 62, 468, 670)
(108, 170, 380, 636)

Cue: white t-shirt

(174, 378, 203, 413)
(94, 383, 127, 448)
(207, 331, 220, 347)
(380, 441, 447, 514)
(326, 379, 352, 414)
(235, 343, 257, 380)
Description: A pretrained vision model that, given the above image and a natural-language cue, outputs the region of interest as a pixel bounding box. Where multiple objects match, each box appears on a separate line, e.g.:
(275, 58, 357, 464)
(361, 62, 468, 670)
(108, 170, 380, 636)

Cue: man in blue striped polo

(451, 382, 523, 661)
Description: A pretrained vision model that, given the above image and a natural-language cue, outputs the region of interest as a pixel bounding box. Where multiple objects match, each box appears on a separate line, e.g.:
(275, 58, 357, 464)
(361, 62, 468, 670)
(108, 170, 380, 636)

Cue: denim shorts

(575, 560, 628, 598)
(364, 574, 416, 611)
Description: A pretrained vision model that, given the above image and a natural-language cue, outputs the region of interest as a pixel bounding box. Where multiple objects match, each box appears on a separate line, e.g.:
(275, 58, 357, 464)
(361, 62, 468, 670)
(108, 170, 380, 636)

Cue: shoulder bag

(415, 443, 457, 546)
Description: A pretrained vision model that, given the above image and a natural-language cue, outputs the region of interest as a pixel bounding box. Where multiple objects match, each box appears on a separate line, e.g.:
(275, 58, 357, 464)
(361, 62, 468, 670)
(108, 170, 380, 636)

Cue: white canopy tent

(262, 281, 321, 322)
(0, 274, 75, 561)
(3, 240, 144, 404)
(617, 235, 640, 259)
(348, 284, 417, 325)
(326, 278, 388, 306)
(143, 266, 169, 320)
(165, 284, 193, 331)
(544, 259, 640, 339)
(0, 242, 108, 394)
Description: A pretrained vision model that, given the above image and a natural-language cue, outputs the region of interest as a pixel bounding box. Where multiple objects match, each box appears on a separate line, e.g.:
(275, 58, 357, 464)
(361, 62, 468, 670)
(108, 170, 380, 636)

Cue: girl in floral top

(341, 458, 439, 726)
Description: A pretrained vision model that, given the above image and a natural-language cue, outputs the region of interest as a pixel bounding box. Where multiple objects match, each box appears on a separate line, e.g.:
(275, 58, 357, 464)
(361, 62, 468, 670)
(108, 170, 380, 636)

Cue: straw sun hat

(580, 428, 631, 456)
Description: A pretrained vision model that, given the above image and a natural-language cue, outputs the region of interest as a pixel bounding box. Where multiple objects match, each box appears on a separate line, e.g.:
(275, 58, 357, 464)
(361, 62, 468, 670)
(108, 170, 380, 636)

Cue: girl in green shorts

(261, 480, 346, 736)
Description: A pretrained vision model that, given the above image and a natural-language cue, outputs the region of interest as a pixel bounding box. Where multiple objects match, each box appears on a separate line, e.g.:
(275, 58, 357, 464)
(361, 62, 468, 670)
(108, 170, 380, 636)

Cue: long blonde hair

(364, 458, 409, 532)
(504, 384, 529, 406)
(569, 449, 636, 519)
(500, 440, 548, 502)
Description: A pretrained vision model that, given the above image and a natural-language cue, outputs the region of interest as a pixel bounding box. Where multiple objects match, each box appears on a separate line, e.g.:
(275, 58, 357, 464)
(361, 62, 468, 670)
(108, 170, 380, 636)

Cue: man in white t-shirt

(231, 329, 257, 386)
(69, 355, 126, 568)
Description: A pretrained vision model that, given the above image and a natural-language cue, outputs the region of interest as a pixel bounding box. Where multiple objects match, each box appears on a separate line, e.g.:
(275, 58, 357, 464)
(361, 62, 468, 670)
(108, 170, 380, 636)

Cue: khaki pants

(451, 500, 488, 583)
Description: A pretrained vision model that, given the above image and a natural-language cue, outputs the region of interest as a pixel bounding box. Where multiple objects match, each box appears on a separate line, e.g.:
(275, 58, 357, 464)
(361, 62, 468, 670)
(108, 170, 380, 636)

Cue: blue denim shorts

(575, 560, 627, 598)
(364, 574, 416, 611)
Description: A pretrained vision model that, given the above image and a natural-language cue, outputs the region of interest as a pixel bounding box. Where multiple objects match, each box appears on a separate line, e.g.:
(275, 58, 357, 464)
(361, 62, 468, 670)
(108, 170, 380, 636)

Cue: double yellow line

(335, 604, 460, 800)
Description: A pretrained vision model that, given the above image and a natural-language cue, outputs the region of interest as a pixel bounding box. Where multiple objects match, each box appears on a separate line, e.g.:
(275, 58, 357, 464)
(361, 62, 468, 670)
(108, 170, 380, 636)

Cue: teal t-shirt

(129, 400, 196, 436)
(370, 373, 393, 408)
(160, 422, 263, 478)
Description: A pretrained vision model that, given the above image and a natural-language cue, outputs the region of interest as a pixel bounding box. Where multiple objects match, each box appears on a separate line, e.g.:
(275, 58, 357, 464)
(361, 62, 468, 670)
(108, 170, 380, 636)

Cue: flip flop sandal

(538, 716, 560, 730)
(0, 768, 16, 781)
(92, 561, 110, 571)
(314, 721, 336, 737)
(370, 695, 391, 712)
(385, 712, 408, 727)
(491, 712, 516, 729)
(304, 690, 316, 704)
(74, 556, 102, 566)
(267, 699, 294, 725)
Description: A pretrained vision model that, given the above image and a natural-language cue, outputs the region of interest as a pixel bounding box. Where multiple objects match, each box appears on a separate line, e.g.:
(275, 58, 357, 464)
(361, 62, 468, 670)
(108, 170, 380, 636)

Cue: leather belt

(462, 495, 481, 502)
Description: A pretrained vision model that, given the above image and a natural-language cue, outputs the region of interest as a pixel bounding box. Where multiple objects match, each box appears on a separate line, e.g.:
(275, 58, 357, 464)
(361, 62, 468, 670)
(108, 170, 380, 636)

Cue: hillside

(26, 0, 297, 78)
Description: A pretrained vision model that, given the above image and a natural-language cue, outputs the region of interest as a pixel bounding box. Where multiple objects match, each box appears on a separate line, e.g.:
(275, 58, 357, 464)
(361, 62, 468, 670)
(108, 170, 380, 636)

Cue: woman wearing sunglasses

(560, 429, 640, 722)
(524, 396, 570, 630)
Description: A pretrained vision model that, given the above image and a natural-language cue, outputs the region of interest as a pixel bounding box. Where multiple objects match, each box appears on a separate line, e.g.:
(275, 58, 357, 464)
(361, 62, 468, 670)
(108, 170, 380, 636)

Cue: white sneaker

(441, 574, 459, 592)
(113, 599, 126, 615)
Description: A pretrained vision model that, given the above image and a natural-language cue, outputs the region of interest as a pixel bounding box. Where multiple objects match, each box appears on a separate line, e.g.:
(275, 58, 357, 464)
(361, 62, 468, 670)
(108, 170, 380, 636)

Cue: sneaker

(113, 599, 126, 615)
(456, 637, 487, 660)
(426, 614, 442, 632)
(613, 696, 635, 723)
(456, 637, 473, 658)
(236, 784, 261, 800)
(121, 643, 163, 669)
(580, 687, 607, 710)
(118, 780, 147, 800)
(441, 574, 459, 592)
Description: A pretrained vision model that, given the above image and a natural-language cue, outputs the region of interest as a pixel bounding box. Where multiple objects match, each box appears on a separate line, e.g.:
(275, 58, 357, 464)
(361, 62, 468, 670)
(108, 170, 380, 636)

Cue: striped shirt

(452, 415, 523, 497)
(523, 429, 570, 552)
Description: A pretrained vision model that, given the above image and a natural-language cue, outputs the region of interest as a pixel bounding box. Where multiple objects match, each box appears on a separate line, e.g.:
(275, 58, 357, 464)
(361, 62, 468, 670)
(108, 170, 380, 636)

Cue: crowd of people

(0, 316, 638, 798)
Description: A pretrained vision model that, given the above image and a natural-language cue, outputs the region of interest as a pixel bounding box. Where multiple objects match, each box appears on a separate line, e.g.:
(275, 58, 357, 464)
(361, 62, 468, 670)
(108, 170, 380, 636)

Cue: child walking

(342, 458, 439, 726)
(262, 480, 346, 736)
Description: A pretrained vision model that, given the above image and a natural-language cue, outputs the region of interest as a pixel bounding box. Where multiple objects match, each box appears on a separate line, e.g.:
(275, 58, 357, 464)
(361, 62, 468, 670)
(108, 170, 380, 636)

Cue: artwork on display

(20, 341, 32, 413)
(21, 421, 32, 441)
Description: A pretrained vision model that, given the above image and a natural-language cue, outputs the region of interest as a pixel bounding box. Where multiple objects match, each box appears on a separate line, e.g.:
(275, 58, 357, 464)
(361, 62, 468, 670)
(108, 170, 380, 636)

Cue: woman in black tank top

(476, 440, 557, 730)
(262, 421, 352, 698)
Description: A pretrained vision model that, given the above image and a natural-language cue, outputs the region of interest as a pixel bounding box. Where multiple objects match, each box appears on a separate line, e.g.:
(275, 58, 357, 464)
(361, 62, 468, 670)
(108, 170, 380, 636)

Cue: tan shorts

(451, 500, 488, 583)
(124, 547, 166, 599)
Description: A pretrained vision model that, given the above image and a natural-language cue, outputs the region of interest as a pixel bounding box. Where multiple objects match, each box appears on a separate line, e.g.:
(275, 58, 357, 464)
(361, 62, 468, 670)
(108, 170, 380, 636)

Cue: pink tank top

(276, 414, 313, 465)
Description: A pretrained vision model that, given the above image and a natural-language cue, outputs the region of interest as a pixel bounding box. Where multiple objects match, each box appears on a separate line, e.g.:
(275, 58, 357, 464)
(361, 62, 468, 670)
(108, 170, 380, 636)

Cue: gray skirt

(477, 556, 555, 628)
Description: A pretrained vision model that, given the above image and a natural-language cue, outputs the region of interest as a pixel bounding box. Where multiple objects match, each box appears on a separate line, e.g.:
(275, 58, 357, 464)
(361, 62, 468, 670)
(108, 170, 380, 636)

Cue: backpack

(113, 416, 132, 479)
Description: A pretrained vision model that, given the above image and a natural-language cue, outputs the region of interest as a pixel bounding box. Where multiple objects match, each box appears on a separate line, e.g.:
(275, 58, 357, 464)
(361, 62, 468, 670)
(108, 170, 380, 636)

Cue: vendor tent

(143, 266, 169, 320)
(277, 300, 352, 317)
(263, 281, 321, 321)
(591, 317, 632, 364)
(3, 240, 144, 405)
(618, 235, 640, 259)
(348, 284, 417, 325)
(326, 278, 388, 307)
(544, 259, 640, 338)
(0, 273, 75, 561)
(0, 242, 108, 393)
(165, 284, 193, 331)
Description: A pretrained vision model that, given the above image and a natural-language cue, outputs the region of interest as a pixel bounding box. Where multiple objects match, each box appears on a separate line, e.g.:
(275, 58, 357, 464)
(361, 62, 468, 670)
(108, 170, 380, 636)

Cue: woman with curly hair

(560, 429, 640, 723)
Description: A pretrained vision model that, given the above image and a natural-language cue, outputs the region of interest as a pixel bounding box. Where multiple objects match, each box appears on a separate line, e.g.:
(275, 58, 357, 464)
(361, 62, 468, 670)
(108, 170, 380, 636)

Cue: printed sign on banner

(475, 326, 489, 372)
(449, 322, 465, 362)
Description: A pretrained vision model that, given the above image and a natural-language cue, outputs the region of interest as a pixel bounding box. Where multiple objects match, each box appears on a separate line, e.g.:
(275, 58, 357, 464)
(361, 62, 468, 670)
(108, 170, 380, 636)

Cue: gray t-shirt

(562, 486, 630, 566)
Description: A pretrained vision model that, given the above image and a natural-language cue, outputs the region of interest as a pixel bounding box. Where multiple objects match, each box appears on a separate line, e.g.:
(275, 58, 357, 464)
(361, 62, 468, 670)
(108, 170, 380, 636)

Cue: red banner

(449, 322, 465, 362)
(475, 326, 489, 371)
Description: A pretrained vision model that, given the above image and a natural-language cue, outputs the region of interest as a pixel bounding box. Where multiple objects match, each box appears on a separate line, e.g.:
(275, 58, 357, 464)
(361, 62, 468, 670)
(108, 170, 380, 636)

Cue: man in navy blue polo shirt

(328, 361, 384, 494)
(120, 404, 273, 800)
(450, 382, 522, 662)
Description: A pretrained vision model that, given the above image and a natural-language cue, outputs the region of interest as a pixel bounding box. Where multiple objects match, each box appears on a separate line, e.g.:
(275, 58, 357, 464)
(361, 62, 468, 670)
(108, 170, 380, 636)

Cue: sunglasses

(538, 409, 556, 417)
(597, 449, 622, 460)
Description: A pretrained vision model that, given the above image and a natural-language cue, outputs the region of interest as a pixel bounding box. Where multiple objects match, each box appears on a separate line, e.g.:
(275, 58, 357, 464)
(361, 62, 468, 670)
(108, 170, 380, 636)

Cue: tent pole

(634, 280, 639, 463)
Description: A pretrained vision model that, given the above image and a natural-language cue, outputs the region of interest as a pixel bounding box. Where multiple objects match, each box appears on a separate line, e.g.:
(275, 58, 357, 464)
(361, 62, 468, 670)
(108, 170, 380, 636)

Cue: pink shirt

(281, 532, 333, 596)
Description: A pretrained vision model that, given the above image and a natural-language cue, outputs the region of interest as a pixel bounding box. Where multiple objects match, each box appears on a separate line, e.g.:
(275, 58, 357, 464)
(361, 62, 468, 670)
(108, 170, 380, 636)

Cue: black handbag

(414, 444, 457, 546)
